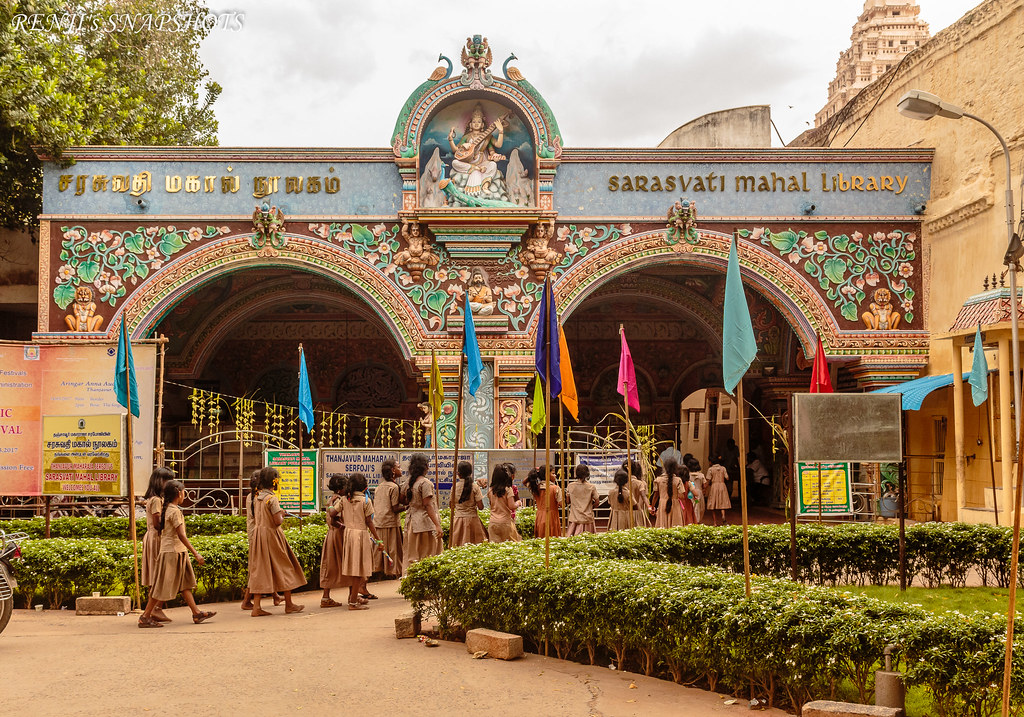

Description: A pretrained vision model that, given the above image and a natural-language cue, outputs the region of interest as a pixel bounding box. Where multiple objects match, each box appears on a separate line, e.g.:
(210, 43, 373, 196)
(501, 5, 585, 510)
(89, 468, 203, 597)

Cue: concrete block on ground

(803, 701, 904, 717)
(465, 628, 523, 660)
(395, 611, 421, 639)
(75, 596, 131, 615)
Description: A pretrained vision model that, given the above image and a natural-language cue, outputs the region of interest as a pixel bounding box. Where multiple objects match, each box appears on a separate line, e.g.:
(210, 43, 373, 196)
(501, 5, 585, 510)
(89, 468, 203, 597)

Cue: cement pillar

(951, 343, 966, 520)
(999, 338, 1014, 526)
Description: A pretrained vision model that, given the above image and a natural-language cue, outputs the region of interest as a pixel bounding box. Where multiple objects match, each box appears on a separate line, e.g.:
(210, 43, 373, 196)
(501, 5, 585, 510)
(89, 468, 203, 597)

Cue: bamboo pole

(124, 347, 142, 611)
(238, 434, 245, 517)
(448, 355, 466, 549)
(987, 372, 1000, 525)
(817, 462, 823, 524)
(1000, 393, 1024, 717)
(297, 344, 305, 532)
(544, 340, 553, 568)
(736, 379, 752, 598)
(155, 334, 167, 468)
(44, 496, 51, 539)
(621, 325, 634, 531)
(559, 401, 567, 534)
(787, 394, 798, 581)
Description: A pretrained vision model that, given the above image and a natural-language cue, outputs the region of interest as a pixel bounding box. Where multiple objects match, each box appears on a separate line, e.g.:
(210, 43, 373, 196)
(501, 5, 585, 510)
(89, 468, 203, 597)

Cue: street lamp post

(896, 89, 1021, 447)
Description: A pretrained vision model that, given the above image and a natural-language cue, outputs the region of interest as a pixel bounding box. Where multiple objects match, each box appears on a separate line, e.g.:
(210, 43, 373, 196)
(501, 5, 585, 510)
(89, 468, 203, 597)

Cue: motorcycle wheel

(0, 564, 14, 635)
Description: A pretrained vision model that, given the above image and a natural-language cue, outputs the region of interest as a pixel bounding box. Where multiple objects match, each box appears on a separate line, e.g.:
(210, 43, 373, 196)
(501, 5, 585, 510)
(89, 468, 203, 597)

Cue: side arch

(554, 229, 830, 358)
(114, 234, 425, 360)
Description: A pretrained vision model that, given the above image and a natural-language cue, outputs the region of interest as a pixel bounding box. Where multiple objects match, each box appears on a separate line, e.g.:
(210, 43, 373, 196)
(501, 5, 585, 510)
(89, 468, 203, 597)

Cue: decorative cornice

(558, 148, 935, 163)
(924, 197, 991, 234)
(38, 147, 395, 162)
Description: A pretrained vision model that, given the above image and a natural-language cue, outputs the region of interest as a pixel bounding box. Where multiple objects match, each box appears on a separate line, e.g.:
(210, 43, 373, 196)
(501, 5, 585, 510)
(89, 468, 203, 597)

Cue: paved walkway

(1, 581, 791, 717)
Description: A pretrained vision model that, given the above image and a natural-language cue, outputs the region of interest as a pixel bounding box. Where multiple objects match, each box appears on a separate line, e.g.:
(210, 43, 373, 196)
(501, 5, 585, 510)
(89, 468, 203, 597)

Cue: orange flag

(558, 325, 578, 420)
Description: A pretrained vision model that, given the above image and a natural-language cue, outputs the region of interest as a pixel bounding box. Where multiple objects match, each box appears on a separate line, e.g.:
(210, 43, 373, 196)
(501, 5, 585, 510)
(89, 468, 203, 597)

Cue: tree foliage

(0, 0, 221, 230)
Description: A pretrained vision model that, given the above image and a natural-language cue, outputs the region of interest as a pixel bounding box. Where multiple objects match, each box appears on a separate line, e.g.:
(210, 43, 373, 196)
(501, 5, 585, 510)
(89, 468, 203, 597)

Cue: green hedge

(400, 539, 1024, 716)
(8, 507, 536, 609)
(12, 526, 329, 609)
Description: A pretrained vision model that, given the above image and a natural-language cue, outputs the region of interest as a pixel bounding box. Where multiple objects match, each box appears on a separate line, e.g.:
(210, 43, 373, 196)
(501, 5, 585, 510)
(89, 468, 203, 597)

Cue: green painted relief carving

(55, 225, 229, 309)
(740, 227, 917, 326)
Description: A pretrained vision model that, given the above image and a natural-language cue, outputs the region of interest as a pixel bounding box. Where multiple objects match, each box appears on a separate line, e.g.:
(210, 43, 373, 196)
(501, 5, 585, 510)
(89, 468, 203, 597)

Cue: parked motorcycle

(0, 530, 26, 635)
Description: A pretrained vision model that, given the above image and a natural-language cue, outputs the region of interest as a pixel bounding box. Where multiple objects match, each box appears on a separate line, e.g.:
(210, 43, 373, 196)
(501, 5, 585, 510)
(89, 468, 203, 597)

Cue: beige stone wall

(812, 0, 1023, 376)
(802, 0, 1024, 520)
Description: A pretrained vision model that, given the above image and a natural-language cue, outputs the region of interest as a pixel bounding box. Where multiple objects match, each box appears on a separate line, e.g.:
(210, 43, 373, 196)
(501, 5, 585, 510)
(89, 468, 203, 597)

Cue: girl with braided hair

(486, 463, 520, 543)
(403, 453, 443, 572)
(339, 473, 381, 610)
(525, 465, 562, 538)
(140, 466, 174, 622)
(319, 474, 352, 608)
(607, 469, 633, 531)
(651, 458, 686, 528)
(372, 459, 405, 579)
(138, 480, 214, 627)
(450, 460, 487, 547)
(565, 464, 599, 536)
(248, 467, 307, 616)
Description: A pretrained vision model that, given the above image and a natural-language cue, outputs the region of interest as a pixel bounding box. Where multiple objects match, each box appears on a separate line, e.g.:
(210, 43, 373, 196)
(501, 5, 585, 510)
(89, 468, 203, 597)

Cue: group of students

(132, 450, 737, 627)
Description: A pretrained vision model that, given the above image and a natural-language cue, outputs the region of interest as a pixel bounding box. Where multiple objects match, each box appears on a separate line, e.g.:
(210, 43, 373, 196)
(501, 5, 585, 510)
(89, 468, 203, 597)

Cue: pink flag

(617, 329, 640, 412)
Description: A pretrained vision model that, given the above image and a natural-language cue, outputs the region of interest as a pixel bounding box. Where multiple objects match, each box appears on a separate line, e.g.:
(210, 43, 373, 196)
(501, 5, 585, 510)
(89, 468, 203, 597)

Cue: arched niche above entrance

(391, 36, 562, 220)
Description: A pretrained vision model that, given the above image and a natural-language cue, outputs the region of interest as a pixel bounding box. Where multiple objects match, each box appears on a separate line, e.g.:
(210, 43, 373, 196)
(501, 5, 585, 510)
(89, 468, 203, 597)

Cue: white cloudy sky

(199, 0, 981, 149)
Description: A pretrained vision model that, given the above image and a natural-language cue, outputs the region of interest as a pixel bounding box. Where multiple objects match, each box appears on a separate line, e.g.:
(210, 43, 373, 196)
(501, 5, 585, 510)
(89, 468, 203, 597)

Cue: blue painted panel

(553, 162, 931, 217)
(43, 160, 404, 216)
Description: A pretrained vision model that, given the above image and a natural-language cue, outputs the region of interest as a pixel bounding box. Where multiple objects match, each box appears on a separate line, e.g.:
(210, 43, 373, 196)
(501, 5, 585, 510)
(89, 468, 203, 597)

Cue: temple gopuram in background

(28, 35, 933, 515)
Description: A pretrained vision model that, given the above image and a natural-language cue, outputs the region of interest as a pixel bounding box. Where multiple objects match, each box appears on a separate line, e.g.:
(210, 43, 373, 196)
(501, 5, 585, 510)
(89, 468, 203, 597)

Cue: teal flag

(463, 296, 483, 396)
(115, 319, 139, 418)
(968, 324, 988, 406)
(298, 347, 314, 431)
(722, 236, 757, 395)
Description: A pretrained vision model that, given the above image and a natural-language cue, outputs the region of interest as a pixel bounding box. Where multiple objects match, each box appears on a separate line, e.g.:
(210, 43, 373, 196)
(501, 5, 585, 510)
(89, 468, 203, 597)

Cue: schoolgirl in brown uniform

(651, 458, 687, 528)
(450, 460, 487, 546)
(248, 467, 307, 616)
(138, 480, 215, 627)
(486, 463, 520, 543)
(607, 469, 634, 531)
(372, 459, 405, 578)
(527, 466, 563, 538)
(403, 453, 443, 573)
(565, 464, 600, 536)
(319, 474, 352, 608)
(339, 473, 382, 609)
(140, 466, 173, 622)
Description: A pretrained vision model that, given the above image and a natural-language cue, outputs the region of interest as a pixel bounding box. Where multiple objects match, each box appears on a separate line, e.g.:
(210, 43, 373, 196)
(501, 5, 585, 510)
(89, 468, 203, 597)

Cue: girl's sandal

(137, 615, 163, 628)
(360, 593, 378, 600)
(285, 604, 305, 614)
(348, 603, 369, 610)
(151, 613, 172, 623)
(192, 610, 216, 625)
(251, 609, 272, 617)
(320, 598, 343, 608)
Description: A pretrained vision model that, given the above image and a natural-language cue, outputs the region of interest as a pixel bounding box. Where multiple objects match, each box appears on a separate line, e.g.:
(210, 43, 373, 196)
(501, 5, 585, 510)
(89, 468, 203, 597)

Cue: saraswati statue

(444, 104, 516, 205)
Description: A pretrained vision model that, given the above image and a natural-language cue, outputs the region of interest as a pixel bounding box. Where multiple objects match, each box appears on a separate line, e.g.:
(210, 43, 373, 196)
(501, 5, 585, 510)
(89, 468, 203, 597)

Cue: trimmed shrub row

(0, 512, 325, 540)
(8, 508, 537, 608)
(400, 539, 1024, 716)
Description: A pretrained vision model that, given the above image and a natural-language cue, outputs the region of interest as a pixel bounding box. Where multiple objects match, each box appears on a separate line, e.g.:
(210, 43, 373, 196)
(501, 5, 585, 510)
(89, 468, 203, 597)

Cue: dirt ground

(0, 580, 791, 717)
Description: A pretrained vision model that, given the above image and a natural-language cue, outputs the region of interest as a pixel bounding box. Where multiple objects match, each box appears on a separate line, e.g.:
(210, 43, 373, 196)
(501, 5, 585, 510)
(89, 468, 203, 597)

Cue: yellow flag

(429, 350, 444, 421)
(558, 325, 578, 421)
(530, 372, 546, 434)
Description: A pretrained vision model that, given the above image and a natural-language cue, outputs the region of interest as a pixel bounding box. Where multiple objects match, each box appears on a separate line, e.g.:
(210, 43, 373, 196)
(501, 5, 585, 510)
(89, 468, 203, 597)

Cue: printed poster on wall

(42, 414, 124, 496)
(0, 342, 156, 496)
(577, 452, 628, 503)
(320, 449, 474, 495)
(265, 449, 318, 513)
(796, 461, 853, 515)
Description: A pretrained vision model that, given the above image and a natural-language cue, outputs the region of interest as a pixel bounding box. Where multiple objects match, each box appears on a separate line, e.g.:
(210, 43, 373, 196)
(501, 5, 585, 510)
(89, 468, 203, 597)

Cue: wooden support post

(736, 380, 751, 598)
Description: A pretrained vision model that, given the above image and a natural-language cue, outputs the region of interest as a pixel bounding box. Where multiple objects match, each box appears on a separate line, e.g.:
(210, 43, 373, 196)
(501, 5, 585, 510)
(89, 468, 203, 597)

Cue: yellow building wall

(807, 0, 1024, 522)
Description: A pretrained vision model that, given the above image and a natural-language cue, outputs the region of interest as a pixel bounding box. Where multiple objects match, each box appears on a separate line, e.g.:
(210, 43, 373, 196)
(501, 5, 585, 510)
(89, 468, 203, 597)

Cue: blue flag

(969, 324, 988, 407)
(533, 280, 562, 397)
(463, 296, 483, 396)
(722, 235, 757, 395)
(115, 319, 139, 418)
(298, 347, 314, 431)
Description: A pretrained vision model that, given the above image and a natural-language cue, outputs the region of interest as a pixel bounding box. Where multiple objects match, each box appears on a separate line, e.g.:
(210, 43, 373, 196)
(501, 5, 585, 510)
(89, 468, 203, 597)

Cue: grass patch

(850, 584, 1018, 615)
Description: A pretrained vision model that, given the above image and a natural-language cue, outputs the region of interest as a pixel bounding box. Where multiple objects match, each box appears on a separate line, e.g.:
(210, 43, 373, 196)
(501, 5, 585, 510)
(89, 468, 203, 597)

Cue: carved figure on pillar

(519, 221, 562, 281)
(393, 221, 438, 280)
(467, 267, 495, 315)
(666, 198, 698, 245)
(459, 34, 494, 88)
(861, 288, 902, 330)
(65, 286, 104, 332)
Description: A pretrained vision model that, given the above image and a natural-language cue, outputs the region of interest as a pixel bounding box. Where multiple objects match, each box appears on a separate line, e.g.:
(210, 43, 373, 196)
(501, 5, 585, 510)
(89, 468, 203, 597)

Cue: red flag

(809, 335, 833, 393)
(617, 328, 640, 411)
